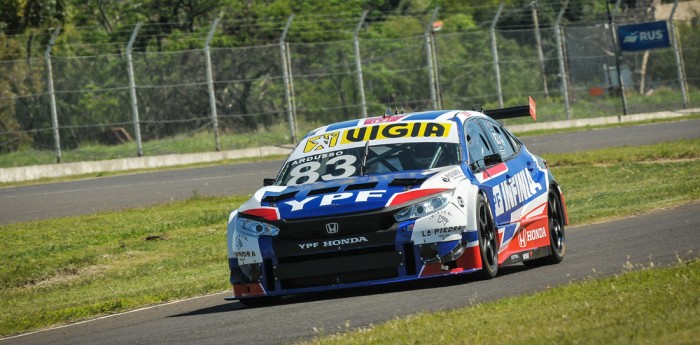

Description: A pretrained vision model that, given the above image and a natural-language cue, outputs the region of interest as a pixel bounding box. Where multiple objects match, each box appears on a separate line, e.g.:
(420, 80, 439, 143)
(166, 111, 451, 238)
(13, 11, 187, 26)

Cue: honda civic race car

(226, 97, 568, 305)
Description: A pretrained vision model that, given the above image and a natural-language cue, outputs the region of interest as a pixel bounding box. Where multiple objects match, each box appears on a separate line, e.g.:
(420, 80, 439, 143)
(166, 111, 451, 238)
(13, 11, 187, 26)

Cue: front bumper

(228, 232, 481, 299)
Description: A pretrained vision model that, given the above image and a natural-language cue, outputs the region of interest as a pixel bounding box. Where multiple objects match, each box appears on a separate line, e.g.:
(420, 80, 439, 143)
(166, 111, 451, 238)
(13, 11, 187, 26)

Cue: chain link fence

(1, 12, 698, 167)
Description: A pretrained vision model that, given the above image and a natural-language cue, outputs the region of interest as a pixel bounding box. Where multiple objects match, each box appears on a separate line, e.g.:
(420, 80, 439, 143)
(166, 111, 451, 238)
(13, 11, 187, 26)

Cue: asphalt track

(0, 118, 699, 345)
(1, 119, 699, 225)
(3, 202, 699, 345)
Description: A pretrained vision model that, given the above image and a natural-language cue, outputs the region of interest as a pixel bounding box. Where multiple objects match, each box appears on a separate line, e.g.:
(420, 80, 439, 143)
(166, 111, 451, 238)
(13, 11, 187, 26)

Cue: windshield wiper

(360, 140, 370, 175)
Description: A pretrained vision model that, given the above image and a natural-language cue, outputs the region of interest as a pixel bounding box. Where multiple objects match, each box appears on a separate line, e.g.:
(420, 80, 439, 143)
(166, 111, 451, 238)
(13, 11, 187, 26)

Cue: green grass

(513, 113, 700, 138)
(1, 139, 699, 337)
(298, 258, 699, 345)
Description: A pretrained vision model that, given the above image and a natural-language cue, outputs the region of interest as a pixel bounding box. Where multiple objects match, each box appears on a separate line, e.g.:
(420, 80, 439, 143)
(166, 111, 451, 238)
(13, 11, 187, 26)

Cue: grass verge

(299, 258, 699, 345)
(1, 139, 699, 337)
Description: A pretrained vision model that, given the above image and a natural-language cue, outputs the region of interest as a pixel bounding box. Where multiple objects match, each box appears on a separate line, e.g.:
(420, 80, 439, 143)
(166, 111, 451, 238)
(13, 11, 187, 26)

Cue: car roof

(287, 110, 491, 161)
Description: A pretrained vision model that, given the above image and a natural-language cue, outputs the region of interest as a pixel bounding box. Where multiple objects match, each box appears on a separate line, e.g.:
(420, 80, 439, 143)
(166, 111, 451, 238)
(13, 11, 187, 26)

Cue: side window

(482, 119, 517, 159)
(502, 127, 522, 153)
(464, 120, 496, 170)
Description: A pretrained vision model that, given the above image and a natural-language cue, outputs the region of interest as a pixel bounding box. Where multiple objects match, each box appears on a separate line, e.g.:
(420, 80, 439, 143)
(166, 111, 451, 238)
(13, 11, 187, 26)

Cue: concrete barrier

(0, 146, 292, 183)
(1, 108, 697, 183)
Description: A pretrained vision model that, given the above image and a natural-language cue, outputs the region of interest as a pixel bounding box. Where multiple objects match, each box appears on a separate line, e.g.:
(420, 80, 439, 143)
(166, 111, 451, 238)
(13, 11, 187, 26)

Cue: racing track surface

(3, 202, 699, 345)
(1, 119, 699, 344)
(1, 119, 699, 225)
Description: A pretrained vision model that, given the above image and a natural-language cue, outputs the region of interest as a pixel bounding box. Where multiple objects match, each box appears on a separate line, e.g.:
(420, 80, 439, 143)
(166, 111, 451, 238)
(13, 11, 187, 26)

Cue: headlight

(236, 217, 280, 236)
(394, 193, 451, 222)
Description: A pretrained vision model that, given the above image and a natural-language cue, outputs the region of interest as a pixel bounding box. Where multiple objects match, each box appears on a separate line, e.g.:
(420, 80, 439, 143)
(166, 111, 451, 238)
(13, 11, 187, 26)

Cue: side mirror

(263, 178, 276, 186)
(483, 153, 503, 167)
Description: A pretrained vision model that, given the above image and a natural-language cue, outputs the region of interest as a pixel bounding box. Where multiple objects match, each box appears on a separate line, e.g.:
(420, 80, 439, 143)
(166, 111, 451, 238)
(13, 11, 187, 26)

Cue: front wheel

(477, 194, 498, 279)
(525, 189, 566, 267)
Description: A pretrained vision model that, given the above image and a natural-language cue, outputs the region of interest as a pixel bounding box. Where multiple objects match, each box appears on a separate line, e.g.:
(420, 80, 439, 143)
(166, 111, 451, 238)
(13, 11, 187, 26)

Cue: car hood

(238, 166, 466, 221)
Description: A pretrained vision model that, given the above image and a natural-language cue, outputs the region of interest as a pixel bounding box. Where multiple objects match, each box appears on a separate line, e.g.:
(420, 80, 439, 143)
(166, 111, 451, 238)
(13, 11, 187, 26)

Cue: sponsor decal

(420, 226, 461, 238)
(428, 209, 453, 226)
(457, 196, 464, 208)
(523, 252, 531, 260)
(300, 123, 452, 156)
(440, 168, 463, 183)
(363, 115, 404, 124)
(233, 232, 262, 265)
(518, 227, 547, 248)
(510, 254, 519, 261)
(622, 30, 664, 44)
(234, 250, 257, 258)
(284, 190, 386, 211)
(493, 169, 543, 217)
(290, 150, 345, 165)
(298, 236, 369, 249)
(341, 122, 451, 143)
(618, 21, 671, 51)
(304, 132, 340, 153)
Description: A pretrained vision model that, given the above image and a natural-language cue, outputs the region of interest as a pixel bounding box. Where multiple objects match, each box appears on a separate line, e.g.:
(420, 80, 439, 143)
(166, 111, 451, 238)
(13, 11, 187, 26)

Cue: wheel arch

(548, 181, 569, 226)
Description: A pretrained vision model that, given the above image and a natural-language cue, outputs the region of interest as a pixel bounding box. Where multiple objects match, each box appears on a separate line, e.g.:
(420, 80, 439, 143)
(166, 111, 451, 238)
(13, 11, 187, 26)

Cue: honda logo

(325, 223, 340, 234)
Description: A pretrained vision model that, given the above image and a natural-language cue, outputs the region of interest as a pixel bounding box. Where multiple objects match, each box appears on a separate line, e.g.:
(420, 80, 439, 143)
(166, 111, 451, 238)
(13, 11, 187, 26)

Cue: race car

(225, 97, 568, 306)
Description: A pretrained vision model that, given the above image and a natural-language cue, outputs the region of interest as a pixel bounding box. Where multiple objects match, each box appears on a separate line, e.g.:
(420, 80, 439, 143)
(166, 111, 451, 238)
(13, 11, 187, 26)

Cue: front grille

(274, 208, 398, 240)
(274, 245, 403, 289)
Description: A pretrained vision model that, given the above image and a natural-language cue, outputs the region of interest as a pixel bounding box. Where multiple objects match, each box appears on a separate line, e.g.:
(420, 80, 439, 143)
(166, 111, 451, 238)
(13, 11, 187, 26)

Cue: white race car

(226, 97, 567, 305)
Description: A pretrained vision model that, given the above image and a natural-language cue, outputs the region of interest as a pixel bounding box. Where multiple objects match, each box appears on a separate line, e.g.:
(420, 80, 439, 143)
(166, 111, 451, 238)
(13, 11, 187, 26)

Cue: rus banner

(617, 21, 671, 51)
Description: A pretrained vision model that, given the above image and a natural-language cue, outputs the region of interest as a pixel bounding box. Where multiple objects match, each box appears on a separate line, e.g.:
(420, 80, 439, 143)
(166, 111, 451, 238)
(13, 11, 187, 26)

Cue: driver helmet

(411, 143, 435, 168)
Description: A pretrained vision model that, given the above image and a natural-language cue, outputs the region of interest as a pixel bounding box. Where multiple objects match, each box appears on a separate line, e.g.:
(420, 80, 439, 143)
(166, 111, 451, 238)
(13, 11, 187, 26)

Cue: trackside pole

(354, 11, 368, 118)
(205, 18, 221, 151)
(491, 3, 505, 108)
(669, 0, 689, 109)
(554, 0, 571, 119)
(424, 8, 440, 110)
(126, 23, 143, 156)
(45, 27, 61, 163)
(605, 0, 628, 117)
(531, 1, 549, 98)
(280, 15, 297, 144)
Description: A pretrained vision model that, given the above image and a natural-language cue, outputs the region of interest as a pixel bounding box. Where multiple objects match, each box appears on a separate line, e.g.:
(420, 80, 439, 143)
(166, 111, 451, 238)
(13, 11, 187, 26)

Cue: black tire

(524, 188, 566, 267)
(477, 194, 499, 279)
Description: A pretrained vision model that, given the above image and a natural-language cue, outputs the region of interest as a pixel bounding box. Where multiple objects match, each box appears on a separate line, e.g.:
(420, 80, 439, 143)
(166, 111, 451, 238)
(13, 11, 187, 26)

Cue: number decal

(286, 155, 358, 186)
(321, 155, 357, 181)
(287, 162, 321, 186)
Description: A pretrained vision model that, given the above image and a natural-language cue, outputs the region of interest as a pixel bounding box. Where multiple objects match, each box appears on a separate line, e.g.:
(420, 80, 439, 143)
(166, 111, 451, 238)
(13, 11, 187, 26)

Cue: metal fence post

(354, 10, 368, 118)
(669, 0, 689, 108)
(531, 1, 549, 98)
(126, 23, 143, 156)
(45, 27, 61, 163)
(286, 41, 297, 137)
(280, 15, 297, 144)
(491, 3, 505, 108)
(555, 0, 571, 119)
(424, 7, 440, 109)
(605, 0, 628, 117)
(205, 18, 221, 151)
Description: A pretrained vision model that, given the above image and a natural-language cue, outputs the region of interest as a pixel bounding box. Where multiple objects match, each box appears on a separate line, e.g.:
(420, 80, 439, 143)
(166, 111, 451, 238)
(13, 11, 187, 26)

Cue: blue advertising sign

(618, 21, 671, 51)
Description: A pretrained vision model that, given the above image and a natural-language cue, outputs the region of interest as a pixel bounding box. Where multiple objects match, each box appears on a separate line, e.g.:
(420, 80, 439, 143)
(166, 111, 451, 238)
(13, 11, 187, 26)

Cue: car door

(465, 118, 543, 228)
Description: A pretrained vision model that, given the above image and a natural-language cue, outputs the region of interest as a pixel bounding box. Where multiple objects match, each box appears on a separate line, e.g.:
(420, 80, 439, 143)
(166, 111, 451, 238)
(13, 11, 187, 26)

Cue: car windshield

(276, 142, 461, 186)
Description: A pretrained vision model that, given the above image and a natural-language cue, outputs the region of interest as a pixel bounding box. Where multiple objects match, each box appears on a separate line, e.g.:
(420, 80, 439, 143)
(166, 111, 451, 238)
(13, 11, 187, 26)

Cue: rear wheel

(477, 194, 498, 278)
(524, 188, 566, 267)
